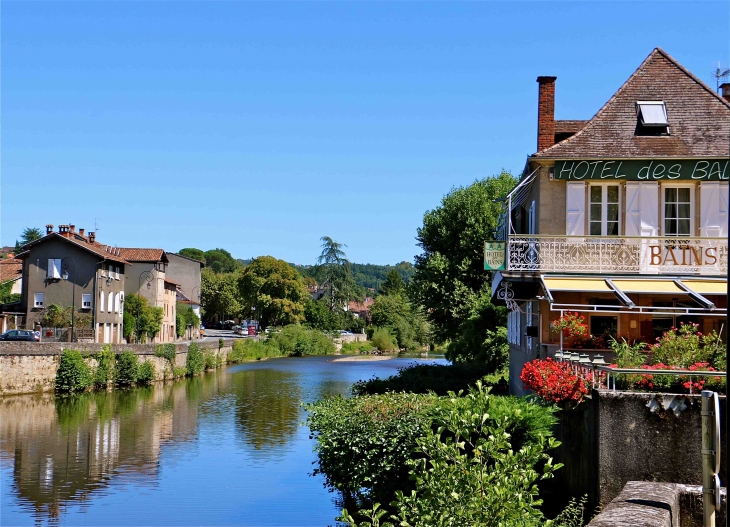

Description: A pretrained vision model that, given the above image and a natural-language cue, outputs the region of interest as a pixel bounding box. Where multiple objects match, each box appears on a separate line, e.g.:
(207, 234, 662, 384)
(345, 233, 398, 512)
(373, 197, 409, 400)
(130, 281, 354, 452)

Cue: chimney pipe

(89, 232, 96, 243)
(69, 225, 75, 235)
(537, 76, 557, 152)
(79, 228, 85, 236)
(46, 224, 54, 235)
(721, 83, 730, 103)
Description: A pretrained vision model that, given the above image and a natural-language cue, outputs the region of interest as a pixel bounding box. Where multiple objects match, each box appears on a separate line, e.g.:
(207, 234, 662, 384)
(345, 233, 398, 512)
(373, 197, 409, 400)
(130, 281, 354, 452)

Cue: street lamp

(61, 257, 76, 342)
(137, 270, 156, 343)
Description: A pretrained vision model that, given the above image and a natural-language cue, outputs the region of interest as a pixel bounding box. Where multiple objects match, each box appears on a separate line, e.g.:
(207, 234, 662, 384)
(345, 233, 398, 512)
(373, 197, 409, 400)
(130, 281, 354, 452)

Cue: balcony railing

(507, 236, 727, 274)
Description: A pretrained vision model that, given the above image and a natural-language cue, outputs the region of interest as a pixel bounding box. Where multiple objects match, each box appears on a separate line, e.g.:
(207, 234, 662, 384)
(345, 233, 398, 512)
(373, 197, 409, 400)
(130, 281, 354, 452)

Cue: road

(200, 328, 253, 341)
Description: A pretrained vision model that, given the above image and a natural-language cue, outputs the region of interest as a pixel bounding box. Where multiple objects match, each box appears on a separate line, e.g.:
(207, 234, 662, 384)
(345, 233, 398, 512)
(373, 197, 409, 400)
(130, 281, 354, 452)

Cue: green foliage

(93, 345, 117, 388)
(341, 340, 376, 354)
(17, 227, 43, 250)
(55, 349, 92, 393)
(176, 311, 186, 338)
(307, 392, 439, 503)
(124, 294, 164, 343)
(353, 363, 498, 396)
(201, 268, 241, 322)
(41, 303, 72, 328)
(186, 343, 205, 375)
(411, 171, 517, 344)
(370, 327, 398, 352)
(316, 236, 357, 311)
(651, 322, 726, 368)
(239, 256, 309, 327)
(137, 361, 155, 384)
(304, 298, 341, 331)
(0, 280, 20, 305)
(173, 366, 187, 378)
(204, 248, 239, 274)
(154, 343, 176, 362)
(379, 269, 406, 296)
(610, 337, 647, 368)
(203, 350, 221, 370)
(178, 248, 206, 263)
(116, 351, 140, 386)
(228, 339, 277, 362)
(340, 384, 561, 527)
(445, 292, 508, 366)
(266, 324, 336, 356)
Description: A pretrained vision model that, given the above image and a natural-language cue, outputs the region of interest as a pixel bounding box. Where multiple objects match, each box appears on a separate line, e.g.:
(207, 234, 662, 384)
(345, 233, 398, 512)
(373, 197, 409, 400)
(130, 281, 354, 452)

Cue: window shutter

(625, 183, 641, 236)
(637, 182, 659, 236)
(566, 183, 585, 235)
(108, 293, 114, 313)
(700, 182, 728, 238)
(47, 259, 61, 279)
(100, 291, 105, 312)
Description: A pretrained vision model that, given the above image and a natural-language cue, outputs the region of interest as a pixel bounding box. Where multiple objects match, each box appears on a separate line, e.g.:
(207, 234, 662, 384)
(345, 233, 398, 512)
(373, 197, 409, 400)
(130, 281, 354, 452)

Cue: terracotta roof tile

(118, 248, 167, 262)
(534, 48, 730, 159)
(16, 233, 130, 264)
(555, 120, 588, 134)
(0, 260, 22, 282)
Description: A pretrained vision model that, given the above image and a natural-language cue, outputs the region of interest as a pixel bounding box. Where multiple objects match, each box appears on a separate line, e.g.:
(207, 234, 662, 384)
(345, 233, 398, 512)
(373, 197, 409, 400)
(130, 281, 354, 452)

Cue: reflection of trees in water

(0, 376, 222, 523)
(232, 369, 302, 451)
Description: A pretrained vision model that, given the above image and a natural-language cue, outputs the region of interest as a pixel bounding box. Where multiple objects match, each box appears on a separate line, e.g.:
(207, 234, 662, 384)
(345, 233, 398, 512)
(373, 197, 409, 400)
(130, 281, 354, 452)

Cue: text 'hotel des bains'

(488, 48, 729, 396)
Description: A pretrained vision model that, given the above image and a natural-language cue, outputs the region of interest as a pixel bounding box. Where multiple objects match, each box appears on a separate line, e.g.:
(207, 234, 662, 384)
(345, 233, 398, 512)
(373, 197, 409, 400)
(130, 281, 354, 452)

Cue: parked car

(0, 330, 40, 342)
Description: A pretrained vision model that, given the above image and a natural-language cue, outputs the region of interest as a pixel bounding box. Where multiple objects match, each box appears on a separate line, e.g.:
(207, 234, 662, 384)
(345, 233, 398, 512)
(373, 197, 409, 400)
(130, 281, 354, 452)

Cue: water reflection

(0, 381, 204, 522)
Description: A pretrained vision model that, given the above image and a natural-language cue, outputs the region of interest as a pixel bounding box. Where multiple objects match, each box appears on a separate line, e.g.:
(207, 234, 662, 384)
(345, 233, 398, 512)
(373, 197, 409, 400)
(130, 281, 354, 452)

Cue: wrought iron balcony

(506, 235, 727, 275)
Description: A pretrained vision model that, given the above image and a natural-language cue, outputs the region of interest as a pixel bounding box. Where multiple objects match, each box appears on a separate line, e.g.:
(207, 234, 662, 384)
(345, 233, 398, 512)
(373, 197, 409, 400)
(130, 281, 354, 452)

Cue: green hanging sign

(484, 241, 506, 271)
(554, 159, 730, 181)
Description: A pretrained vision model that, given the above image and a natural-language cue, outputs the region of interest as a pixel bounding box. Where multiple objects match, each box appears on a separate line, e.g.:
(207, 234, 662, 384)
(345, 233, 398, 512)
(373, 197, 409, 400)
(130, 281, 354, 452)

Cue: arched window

(100, 291, 105, 312)
(108, 292, 114, 313)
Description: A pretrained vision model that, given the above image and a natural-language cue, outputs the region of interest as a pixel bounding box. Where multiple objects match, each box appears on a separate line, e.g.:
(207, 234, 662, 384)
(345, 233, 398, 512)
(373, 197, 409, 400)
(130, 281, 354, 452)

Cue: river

(0, 354, 447, 527)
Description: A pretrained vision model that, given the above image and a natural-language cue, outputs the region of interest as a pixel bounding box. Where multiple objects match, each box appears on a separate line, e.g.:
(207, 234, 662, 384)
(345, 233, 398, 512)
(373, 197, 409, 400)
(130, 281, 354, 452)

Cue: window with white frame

(100, 291, 105, 312)
(108, 292, 114, 313)
(663, 185, 693, 236)
(82, 293, 92, 309)
(47, 259, 62, 279)
(115, 266, 120, 280)
(34, 292, 44, 307)
(589, 184, 620, 236)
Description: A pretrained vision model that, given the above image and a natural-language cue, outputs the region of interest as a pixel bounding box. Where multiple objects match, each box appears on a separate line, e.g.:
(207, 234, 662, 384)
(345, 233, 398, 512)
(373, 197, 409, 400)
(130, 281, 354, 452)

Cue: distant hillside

(290, 261, 415, 292)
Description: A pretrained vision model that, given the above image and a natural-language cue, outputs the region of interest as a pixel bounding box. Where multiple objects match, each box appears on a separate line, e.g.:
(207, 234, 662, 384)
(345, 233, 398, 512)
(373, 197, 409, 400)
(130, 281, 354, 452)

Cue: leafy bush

(116, 351, 139, 385)
(186, 343, 205, 375)
(93, 345, 116, 388)
(267, 324, 335, 356)
(353, 362, 497, 396)
(228, 339, 278, 362)
(341, 340, 376, 354)
(610, 337, 647, 368)
(370, 327, 397, 352)
(173, 366, 187, 378)
(339, 384, 562, 527)
(650, 322, 725, 368)
(154, 343, 176, 362)
(55, 349, 92, 393)
(203, 350, 221, 370)
(137, 361, 155, 384)
(307, 388, 557, 506)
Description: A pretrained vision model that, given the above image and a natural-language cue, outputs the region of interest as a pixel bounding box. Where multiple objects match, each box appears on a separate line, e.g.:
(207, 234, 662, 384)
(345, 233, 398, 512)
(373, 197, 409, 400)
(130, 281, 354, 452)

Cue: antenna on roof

(713, 61, 730, 92)
(95, 218, 101, 233)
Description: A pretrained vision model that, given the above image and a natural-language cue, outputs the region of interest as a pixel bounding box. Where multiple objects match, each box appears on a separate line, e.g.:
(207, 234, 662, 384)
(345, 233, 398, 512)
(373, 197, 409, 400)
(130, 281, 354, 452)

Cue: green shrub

(307, 392, 439, 503)
(154, 343, 176, 362)
(186, 343, 205, 375)
(340, 340, 375, 354)
(267, 324, 335, 356)
(55, 349, 92, 393)
(339, 383, 561, 527)
(116, 351, 139, 385)
(92, 345, 116, 388)
(173, 366, 187, 378)
(203, 350, 221, 370)
(353, 362, 498, 396)
(137, 361, 155, 384)
(370, 327, 397, 352)
(228, 339, 278, 362)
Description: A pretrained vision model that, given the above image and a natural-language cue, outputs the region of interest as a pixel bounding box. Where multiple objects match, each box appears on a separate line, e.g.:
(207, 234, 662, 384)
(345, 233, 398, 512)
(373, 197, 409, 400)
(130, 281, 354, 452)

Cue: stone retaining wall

(0, 340, 236, 396)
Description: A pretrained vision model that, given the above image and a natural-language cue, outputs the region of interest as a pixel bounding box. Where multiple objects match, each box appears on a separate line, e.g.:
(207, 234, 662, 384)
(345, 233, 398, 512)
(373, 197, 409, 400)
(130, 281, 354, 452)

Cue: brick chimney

(537, 76, 557, 152)
(88, 231, 96, 243)
(79, 228, 85, 237)
(69, 224, 75, 235)
(58, 225, 69, 237)
(46, 224, 54, 235)
(721, 83, 730, 103)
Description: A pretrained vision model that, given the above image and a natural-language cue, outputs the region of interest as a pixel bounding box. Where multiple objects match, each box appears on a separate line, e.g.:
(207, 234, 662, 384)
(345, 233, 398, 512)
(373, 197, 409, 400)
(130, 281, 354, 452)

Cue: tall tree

(178, 248, 206, 263)
(238, 256, 308, 328)
(410, 171, 516, 346)
(204, 248, 239, 274)
(316, 236, 356, 311)
(200, 268, 241, 322)
(15, 227, 43, 252)
(379, 269, 406, 296)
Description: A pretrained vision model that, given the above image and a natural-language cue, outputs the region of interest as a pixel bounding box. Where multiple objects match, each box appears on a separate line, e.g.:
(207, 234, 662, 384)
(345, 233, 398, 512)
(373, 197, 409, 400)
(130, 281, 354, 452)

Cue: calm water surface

(0, 355, 447, 527)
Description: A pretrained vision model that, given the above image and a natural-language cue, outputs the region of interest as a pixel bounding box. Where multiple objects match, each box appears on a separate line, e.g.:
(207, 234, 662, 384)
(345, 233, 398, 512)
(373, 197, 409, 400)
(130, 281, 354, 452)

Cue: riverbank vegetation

(227, 324, 335, 363)
(55, 347, 156, 393)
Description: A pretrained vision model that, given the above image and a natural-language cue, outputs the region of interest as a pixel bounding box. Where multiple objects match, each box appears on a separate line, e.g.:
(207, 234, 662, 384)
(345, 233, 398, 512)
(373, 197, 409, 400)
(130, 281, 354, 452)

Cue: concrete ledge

(0, 339, 237, 356)
(586, 481, 726, 527)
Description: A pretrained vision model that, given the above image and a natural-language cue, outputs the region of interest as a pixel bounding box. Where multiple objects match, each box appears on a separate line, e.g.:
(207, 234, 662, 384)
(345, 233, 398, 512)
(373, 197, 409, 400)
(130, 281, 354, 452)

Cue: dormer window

(636, 101, 669, 135)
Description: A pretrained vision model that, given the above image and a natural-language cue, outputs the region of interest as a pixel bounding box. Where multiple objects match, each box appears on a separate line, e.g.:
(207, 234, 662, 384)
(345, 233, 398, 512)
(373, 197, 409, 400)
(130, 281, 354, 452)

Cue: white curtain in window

(566, 183, 585, 235)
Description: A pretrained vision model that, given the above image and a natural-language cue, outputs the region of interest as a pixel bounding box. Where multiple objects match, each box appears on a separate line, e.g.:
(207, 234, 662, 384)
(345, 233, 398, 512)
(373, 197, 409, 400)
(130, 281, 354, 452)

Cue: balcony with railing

(506, 235, 728, 275)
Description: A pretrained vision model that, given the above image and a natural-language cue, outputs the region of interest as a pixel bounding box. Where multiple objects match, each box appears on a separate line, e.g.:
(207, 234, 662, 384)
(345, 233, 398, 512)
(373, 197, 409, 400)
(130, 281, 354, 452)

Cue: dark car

(0, 330, 41, 342)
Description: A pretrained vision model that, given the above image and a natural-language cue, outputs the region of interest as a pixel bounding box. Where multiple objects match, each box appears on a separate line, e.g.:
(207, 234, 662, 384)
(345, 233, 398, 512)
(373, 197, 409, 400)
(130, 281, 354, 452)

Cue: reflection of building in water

(0, 376, 224, 522)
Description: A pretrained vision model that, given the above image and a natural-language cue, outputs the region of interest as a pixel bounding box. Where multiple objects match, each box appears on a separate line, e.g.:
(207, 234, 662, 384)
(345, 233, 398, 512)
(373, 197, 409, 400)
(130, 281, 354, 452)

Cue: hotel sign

(554, 159, 729, 181)
(484, 242, 506, 271)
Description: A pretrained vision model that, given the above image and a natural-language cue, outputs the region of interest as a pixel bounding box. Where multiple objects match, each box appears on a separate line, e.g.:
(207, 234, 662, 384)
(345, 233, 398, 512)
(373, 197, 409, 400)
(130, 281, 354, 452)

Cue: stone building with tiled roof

(489, 48, 729, 395)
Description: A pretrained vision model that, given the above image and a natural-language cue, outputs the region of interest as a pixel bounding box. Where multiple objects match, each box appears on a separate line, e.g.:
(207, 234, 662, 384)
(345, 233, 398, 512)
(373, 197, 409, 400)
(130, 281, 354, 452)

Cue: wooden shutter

(701, 182, 729, 237)
(566, 183, 585, 235)
(626, 182, 659, 236)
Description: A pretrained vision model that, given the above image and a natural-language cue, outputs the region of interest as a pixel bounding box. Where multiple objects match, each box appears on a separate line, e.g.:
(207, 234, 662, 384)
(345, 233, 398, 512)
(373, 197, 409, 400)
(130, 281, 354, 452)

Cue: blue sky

(2, 1, 728, 265)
